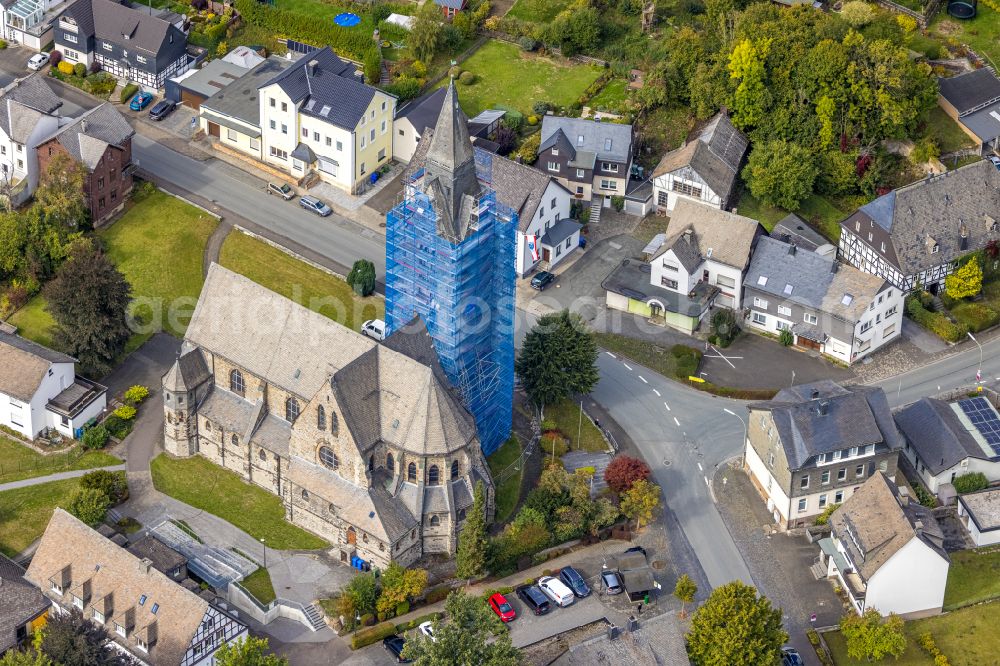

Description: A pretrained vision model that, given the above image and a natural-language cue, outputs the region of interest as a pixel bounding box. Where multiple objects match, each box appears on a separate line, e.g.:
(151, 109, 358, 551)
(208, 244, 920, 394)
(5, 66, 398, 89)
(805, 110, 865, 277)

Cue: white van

(538, 576, 575, 607)
(361, 319, 386, 341)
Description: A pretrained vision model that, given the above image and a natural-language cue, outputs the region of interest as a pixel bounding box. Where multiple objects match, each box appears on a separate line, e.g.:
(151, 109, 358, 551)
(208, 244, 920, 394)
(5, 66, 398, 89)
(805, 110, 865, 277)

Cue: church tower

(161, 349, 211, 457)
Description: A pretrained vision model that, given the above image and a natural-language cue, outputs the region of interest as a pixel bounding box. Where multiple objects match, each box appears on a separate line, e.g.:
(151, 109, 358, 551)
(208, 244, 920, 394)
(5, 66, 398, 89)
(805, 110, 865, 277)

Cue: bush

(57, 61, 75, 75)
(610, 195, 624, 212)
(347, 259, 377, 297)
(81, 425, 110, 450)
(448, 66, 462, 78)
(532, 101, 551, 116)
(49, 50, 61, 67)
(101, 414, 132, 440)
(80, 470, 128, 504)
(113, 404, 137, 421)
(779, 329, 794, 346)
(459, 70, 476, 85)
(124, 385, 149, 405)
(912, 482, 938, 508)
(540, 433, 569, 457)
(0, 40, 7, 49)
(906, 296, 967, 342)
(351, 621, 397, 650)
(73, 62, 87, 77)
(527, 115, 538, 125)
(513, 132, 540, 164)
(395, 612, 441, 633)
(953, 472, 988, 494)
(604, 455, 651, 493)
(518, 36, 538, 51)
(670, 345, 702, 379)
(951, 302, 999, 333)
(710, 309, 739, 347)
(813, 502, 840, 526)
(385, 76, 421, 102)
(120, 83, 139, 104)
(395, 601, 410, 616)
(69, 487, 111, 526)
(364, 50, 382, 85)
(424, 585, 453, 604)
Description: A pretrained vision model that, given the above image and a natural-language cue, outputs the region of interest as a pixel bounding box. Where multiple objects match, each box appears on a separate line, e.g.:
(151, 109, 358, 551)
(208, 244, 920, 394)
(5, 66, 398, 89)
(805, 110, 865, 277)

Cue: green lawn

(507, 0, 572, 23)
(444, 40, 604, 117)
(545, 400, 607, 453)
(150, 454, 328, 550)
(0, 478, 81, 557)
(242, 567, 277, 604)
(736, 191, 846, 242)
(487, 435, 523, 524)
(929, 9, 1000, 71)
(101, 189, 218, 338)
(8, 295, 56, 348)
(944, 547, 1000, 610)
(635, 106, 692, 171)
(0, 437, 121, 485)
(219, 232, 384, 333)
(587, 79, 629, 113)
(593, 332, 701, 381)
(923, 106, 976, 155)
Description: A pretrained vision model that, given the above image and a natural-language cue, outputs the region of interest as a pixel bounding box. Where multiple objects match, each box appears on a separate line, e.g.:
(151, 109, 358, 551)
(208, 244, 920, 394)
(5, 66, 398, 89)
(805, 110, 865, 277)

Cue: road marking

(605, 352, 617, 359)
(704, 476, 709, 486)
(697, 462, 703, 472)
(638, 375, 648, 384)
(623, 363, 633, 371)
(653, 389, 660, 397)
(708, 345, 737, 369)
(664, 402, 671, 411)
(673, 417, 680, 427)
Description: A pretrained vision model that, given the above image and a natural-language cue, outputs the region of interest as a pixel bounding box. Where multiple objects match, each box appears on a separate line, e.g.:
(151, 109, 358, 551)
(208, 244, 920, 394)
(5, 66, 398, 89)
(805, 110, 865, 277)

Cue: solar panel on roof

(959, 397, 1000, 456)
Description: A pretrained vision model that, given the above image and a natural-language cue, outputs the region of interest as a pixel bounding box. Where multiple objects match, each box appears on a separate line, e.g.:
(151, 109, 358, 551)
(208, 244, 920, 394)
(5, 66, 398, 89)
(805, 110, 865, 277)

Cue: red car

(488, 592, 516, 622)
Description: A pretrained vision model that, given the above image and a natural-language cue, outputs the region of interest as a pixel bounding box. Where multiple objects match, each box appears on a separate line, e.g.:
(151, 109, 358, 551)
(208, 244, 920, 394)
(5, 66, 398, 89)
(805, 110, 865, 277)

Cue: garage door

(181, 89, 205, 110)
(207, 122, 220, 138)
(715, 293, 734, 308)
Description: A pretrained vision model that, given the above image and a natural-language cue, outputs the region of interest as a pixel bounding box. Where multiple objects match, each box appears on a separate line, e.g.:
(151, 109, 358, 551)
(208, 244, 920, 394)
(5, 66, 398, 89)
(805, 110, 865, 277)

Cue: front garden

(906, 253, 1000, 342)
(0, 436, 120, 485)
(0, 478, 83, 556)
(49, 56, 117, 99)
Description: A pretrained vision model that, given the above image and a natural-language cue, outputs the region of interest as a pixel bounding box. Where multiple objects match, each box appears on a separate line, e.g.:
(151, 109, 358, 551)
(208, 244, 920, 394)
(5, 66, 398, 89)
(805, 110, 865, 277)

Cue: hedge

(688, 380, 778, 401)
(120, 83, 139, 104)
(395, 612, 441, 633)
(423, 585, 453, 604)
(906, 296, 967, 342)
(350, 621, 397, 650)
(951, 302, 1000, 333)
(953, 471, 988, 494)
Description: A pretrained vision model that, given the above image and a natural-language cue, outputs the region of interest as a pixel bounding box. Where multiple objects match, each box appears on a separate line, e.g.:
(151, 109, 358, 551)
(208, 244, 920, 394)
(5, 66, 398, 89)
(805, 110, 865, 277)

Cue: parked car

(990, 155, 1000, 171)
(515, 584, 551, 615)
(129, 91, 154, 111)
(601, 570, 624, 595)
(382, 636, 411, 663)
(781, 647, 803, 666)
(27, 52, 50, 70)
(538, 576, 576, 607)
(148, 100, 176, 121)
(299, 195, 332, 217)
(488, 592, 516, 622)
(361, 319, 386, 341)
(558, 566, 591, 598)
(418, 621, 435, 642)
(530, 270, 555, 290)
(266, 182, 294, 200)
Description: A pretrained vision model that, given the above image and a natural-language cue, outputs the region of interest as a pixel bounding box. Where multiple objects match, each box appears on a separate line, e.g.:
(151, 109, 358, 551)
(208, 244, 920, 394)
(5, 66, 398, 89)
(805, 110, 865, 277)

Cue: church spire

(426, 78, 475, 173)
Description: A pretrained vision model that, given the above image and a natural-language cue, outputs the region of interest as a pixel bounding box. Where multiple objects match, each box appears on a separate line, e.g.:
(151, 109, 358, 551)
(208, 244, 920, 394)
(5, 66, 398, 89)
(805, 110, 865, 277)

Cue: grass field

(242, 567, 277, 605)
(0, 437, 121, 485)
(929, 10, 1000, 72)
(0, 478, 81, 557)
(593, 333, 700, 381)
(150, 454, 328, 550)
(8, 295, 56, 348)
(487, 435, 523, 524)
(736, 191, 846, 242)
(923, 106, 976, 155)
(219, 232, 383, 333)
(545, 400, 607, 453)
(944, 547, 1000, 610)
(507, 0, 572, 23)
(587, 79, 629, 112)
(444, 40, 604, 117)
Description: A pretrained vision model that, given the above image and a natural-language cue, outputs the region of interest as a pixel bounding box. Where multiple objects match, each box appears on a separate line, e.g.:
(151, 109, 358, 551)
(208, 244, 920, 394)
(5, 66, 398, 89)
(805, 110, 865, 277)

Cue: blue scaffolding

(385, 149, 516, 456)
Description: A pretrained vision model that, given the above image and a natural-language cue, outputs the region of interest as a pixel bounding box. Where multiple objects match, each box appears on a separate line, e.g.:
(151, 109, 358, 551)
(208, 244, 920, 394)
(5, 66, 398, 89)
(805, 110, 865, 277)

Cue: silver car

(299, 195, 332, 217)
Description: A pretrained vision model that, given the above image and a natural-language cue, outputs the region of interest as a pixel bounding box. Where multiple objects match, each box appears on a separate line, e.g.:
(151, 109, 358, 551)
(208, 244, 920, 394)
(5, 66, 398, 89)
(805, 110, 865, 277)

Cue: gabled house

(895, 391, 1000, 495)
(819, 472, 949, 618)
(743, 236, 904, 364)
(744, 380, 904, 528)
(0, 553, 48, 655)
(537, 116, 633, 207)
(54, 0, 191, 90)
(957, 487, 1000, 547)
(126, 534, 188, 581)
(434, 0, 466, 17)
(652, 110, 748, 213)
(0, 74, 63, 207)
(838, 160, 1000, 293)
(36, 103, 135, 225)
(937, 69, 1000, 155)
(2, 0, 70, 50)
(24, 509, 248, 666)
(393, 86, 446, 163)
(0, 327, 107, 440)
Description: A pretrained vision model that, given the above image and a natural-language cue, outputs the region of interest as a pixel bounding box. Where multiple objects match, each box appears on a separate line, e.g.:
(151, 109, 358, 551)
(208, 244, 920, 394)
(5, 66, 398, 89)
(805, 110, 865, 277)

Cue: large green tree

(46, 239, 132, 376)
(376, 562, 428, 616)
(514, 310, 598, 412)
(840, 609, 906, 662)
(409, 1, 442, 65)
(686, 581, 787, 665)
(215, 637, 288, 666)
(742, 140, 819, 211)
(455, 480, 489, 580)
(402, 591, 521, 665)
(39, 608, 135, 666)
(69, 487, 111, 527)
(35, 152, 89, 230)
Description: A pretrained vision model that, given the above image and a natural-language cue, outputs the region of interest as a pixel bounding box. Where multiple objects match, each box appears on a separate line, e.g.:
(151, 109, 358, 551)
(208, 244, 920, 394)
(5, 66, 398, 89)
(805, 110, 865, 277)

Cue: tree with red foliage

(604, 455, 651, 494)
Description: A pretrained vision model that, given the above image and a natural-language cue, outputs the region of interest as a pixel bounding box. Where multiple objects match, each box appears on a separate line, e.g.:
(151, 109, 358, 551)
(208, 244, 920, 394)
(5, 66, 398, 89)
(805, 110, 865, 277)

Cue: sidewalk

(0, 464, 127, 493)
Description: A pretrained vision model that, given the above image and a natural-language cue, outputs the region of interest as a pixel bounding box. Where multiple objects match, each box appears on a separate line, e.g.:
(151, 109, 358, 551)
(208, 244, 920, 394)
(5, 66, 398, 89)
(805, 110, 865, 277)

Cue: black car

(530, 271, 555, 290)
(148, 100, 176, 121)
(383, 635, 412, 663)
(515, 584, 551, 615)
(558, 566, 591, 598)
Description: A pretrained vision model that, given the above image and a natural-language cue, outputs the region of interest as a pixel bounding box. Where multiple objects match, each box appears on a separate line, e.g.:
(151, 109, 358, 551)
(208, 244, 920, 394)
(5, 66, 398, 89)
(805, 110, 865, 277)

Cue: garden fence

(0, 448, 94, 484)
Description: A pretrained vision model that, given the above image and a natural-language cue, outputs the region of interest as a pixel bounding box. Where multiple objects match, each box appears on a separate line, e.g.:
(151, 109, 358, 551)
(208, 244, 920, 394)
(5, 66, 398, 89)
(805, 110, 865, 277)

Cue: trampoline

(947, 0, 977, 18)
(334, 12, 361, 26)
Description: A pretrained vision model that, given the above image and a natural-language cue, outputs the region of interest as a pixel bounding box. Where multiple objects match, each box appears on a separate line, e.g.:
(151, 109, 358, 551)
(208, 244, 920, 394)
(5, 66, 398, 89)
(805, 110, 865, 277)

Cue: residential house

(818, 472, 948, 618)
(537, 116, 633, 209)
(126, 535, 188, 581)
(434, 0, 466, 17)
(0, 74, 63, 206)
(0, 327, 107, 440)
(36, 103, 135, 225)
(163, 263, 495, 569)
(3, 0, 69, 50)
(54, 0, 191, 90)
(744, 380, 904, 528)
(166, 57, 255, 111)
(0, 553, 48, 655)
(957, 487, 1000, 547)
(894, 391, 1000, 495)
(771, 213, 837, 257)
(258, 47, 395, 193)
(742, 236, 904, 364)
(393, 87, 446, 163)
(838, 160, 1000, 293)
(652, 110, 748, 213)
(24, 509, 248, 666)
(937, 69, 1000, 155)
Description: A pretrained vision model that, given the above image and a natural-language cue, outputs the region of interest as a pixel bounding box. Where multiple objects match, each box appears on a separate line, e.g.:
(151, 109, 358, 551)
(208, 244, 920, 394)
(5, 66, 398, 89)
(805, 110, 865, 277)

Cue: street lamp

(260, 538, 266, 570)
(723, 408, 748, 466)
(968, 332, 984, 384)
(355, 612, 361, 636)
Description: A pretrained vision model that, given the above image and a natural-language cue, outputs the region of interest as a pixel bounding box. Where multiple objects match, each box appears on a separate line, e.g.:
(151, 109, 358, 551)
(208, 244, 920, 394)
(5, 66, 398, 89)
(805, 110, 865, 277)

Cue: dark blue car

(129, 91, 153, 111)
(559, 566, 591, 598)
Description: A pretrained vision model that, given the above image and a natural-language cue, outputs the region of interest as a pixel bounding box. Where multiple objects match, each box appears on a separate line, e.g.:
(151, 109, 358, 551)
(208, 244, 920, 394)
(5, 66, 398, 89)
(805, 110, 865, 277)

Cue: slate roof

(829, 472, 947, 581)
(200, 56, 293, 127)
(652, 111, 748, 202)
(539, 116, 633, 163)
(771, 214, 829, 252)
(24, 509, 221, 666)
(262, 47, 380, 131)
(744, 236, 889, 324)
(958, 487, 1000, 533)
(0, 553, 48, 653)
(938, 69, 1000, 115)
(843, 160, 1000, 276)
(435, 0, 467, 8)
(397, 86, 447, 135)
(893, 397, 999, 475)
(0, 331, 74, 402)
(127, 534, 188, 575)
(0, 75, 61, 143)
(651, 198, 760, 270)
(749, 380, 903, 470)
(163, 348, 211, 393)
(40, 103, 133, 170)
(540, 218, 581, 247)
(64, 0, 185, 55)
(490, 151, 569, 231)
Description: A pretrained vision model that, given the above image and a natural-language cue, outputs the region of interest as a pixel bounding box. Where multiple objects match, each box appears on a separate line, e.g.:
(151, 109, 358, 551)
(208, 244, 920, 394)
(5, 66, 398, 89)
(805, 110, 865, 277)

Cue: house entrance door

(347, 527, 356, 545)
(543, 247, 551, 262)
(797, 337, 821, 351)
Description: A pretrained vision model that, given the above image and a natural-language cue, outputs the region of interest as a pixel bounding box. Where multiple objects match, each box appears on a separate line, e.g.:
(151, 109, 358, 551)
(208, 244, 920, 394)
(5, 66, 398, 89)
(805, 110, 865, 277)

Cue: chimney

(81, 119, 87, 133)
(141, 557, 153, 574)
(817, 400, 830, 415)
(788, 243, 796, 256)
(308, 59, 319, 76)
(914, 519, 923, 536)
(831, 261, 839, 274)
(810, 389, 820, 400)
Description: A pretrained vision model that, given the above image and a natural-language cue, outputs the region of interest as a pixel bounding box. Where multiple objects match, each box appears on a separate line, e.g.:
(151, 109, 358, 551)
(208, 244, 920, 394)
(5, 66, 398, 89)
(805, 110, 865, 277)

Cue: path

(203, 220, 233, 277)
(0, 464, 127, 493)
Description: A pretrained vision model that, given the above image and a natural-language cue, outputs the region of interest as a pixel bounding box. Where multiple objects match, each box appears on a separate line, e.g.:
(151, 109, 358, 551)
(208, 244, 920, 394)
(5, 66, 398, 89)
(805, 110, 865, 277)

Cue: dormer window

(115, 623, 127, 638)
(577, 135, 584, 146)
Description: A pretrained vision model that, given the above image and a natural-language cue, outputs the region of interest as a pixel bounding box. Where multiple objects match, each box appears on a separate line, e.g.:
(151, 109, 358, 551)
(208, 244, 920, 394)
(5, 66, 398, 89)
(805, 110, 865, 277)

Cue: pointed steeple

(427, 79, 475, 172)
